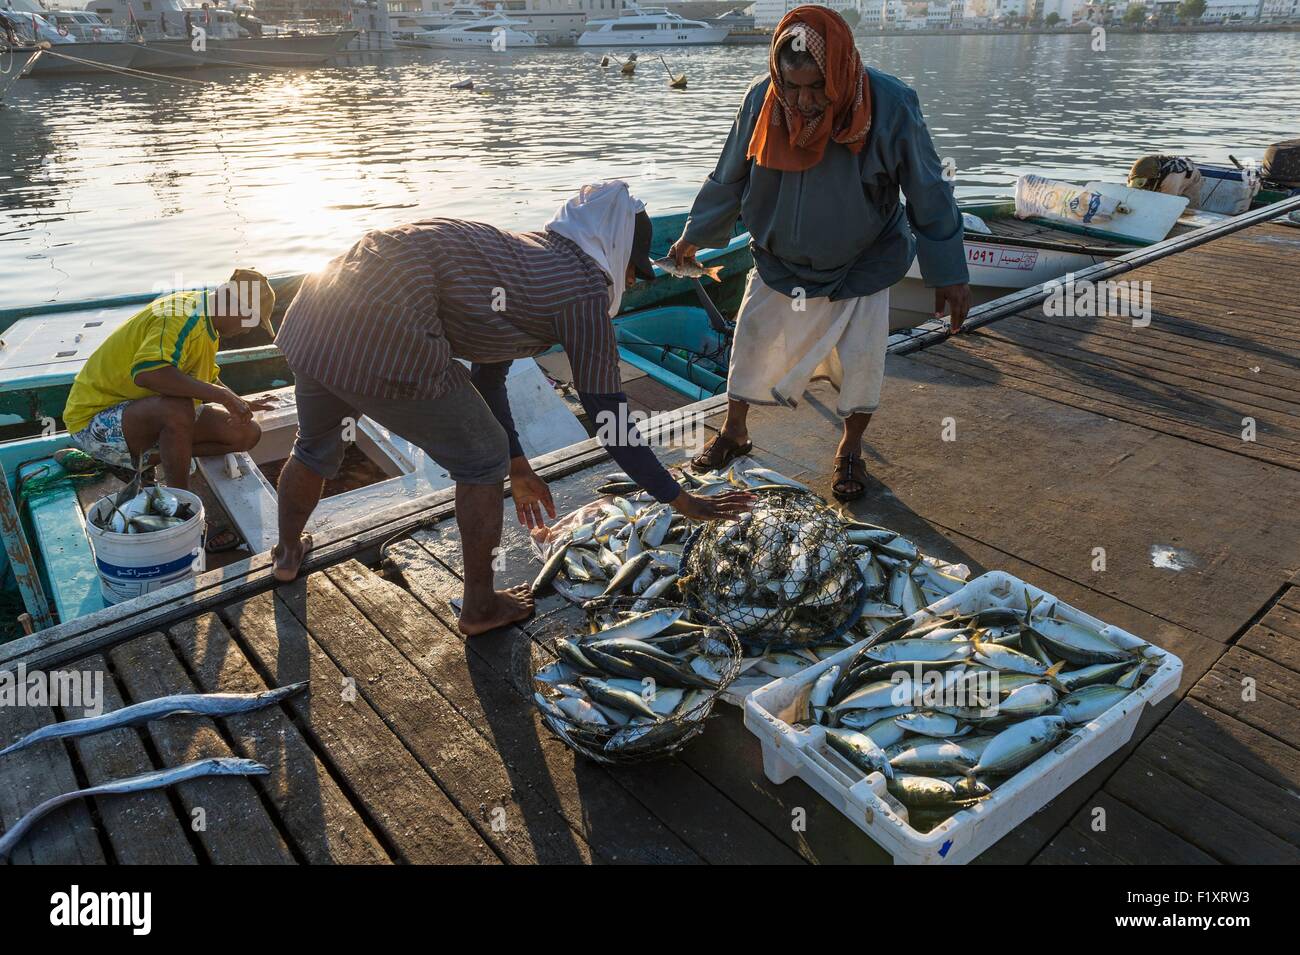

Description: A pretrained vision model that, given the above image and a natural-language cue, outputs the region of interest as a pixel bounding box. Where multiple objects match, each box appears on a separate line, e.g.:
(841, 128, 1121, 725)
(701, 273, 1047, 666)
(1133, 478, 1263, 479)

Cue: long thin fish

(0, 757, 270, 862)
(0, 683, 309, 759)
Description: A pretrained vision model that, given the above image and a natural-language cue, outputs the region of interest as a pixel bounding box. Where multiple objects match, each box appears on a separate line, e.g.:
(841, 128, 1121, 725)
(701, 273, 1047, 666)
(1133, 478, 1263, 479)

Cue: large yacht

(398, 5, 537, 48)
(576, 2, 729, 46)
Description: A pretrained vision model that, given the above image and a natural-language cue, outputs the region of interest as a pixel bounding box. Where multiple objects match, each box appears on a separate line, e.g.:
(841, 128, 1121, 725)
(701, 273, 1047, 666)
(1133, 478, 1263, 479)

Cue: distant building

(1201, 0, 1258, 16)
(1032, 0, 1075, 20)
(1261, 0, 1300, 19)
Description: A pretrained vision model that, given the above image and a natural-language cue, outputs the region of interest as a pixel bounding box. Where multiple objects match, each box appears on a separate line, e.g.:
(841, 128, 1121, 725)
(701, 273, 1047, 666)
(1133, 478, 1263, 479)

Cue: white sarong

(726, 270, 890, 417)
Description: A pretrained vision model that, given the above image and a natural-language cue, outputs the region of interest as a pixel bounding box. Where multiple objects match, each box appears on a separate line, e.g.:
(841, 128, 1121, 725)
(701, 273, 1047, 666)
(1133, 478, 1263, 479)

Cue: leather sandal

(690, 433, 753, 473)
(831, 453, 868, 502)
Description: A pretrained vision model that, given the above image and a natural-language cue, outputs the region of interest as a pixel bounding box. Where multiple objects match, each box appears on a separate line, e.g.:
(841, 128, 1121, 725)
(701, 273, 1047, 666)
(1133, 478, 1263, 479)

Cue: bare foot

(272, 533, 313, 583)
(458, 584, 534, 637)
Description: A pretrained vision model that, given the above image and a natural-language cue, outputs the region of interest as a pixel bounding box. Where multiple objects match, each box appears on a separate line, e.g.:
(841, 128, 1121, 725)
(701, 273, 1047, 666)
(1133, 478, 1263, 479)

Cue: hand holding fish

(511, 459, 557, 529)
(670, 489, 756, 522)
(667, 237, 700, 270)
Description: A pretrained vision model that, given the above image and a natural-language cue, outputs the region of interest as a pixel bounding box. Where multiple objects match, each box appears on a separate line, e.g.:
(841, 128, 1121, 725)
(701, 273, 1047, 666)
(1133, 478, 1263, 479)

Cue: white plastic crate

(743, 571, 1182, 864)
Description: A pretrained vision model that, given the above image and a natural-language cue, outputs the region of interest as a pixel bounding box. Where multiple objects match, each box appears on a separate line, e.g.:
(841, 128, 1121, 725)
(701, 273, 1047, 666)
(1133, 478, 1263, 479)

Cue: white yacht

(577, 3, 728, 46)
(41, 7, 128, 40)
(407, 7, 537, 48)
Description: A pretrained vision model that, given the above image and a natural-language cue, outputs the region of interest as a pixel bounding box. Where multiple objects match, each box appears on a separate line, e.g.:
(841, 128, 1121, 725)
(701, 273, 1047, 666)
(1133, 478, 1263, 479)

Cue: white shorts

(726, 271, 890, 417)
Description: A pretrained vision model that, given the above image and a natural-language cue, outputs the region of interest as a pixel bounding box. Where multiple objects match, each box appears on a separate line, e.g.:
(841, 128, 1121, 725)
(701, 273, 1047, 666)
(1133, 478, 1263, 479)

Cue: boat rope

(122, 43, 309, 73)
(37, 48, 209, 85)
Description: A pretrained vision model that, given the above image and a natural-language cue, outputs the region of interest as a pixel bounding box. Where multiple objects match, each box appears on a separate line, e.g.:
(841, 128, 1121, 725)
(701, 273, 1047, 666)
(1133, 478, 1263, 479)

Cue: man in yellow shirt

(63, 269, 275, 499)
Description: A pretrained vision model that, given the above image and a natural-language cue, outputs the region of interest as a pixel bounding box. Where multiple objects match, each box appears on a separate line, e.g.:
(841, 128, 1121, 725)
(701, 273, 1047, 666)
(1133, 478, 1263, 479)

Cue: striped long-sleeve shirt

(276, 219, 680, 502)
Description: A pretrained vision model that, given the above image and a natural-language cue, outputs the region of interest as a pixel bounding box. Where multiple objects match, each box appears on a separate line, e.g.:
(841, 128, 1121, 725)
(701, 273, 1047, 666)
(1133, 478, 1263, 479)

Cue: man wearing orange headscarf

(671, 5, 969, 502)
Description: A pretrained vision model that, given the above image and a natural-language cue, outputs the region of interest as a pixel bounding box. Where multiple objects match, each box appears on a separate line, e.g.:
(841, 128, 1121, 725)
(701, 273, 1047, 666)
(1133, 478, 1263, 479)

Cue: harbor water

(2, 31, 1298, 306)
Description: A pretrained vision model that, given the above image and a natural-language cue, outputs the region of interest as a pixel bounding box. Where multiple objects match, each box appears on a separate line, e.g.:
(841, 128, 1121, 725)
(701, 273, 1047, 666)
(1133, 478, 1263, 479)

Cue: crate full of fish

(743, 571, 1182, 864)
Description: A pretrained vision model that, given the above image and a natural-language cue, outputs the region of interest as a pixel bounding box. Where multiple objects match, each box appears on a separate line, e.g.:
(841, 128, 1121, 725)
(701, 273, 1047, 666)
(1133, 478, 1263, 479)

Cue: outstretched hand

(670, 490, 756, 521)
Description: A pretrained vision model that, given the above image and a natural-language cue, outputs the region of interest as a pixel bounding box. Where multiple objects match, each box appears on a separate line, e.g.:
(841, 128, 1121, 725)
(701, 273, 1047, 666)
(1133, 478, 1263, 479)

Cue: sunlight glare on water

(1, 32, 1297, 305)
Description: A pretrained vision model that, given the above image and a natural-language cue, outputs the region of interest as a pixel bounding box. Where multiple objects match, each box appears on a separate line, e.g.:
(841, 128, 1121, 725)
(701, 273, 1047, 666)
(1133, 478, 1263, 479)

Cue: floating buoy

(659, 54, 685, 88)
(599, 54, 611, 67)
(450, 78, 473, 90)
(620, 59, 635, 75)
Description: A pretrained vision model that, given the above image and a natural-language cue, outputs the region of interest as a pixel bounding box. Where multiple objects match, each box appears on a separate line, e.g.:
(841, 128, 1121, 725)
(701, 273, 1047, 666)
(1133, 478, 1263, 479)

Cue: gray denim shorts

(290, 368, 509, 485)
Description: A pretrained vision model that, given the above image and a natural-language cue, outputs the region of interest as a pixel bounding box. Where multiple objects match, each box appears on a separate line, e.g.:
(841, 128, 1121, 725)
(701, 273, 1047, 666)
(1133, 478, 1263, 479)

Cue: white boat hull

(577, 26, 729, 46)
(420, 30, 537, 48)
(19, 41, 139, 77)
(3, 49, 42, 97)
(891, 240, 1104, 330)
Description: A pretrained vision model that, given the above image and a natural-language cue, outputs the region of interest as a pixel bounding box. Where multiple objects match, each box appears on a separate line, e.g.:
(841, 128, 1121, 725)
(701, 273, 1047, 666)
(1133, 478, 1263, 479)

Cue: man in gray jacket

(671, 5, 970, 501)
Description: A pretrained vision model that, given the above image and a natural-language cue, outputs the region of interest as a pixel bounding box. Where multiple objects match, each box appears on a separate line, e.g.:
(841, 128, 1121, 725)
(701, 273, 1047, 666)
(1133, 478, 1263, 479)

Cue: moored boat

(0, 45, 42, 100)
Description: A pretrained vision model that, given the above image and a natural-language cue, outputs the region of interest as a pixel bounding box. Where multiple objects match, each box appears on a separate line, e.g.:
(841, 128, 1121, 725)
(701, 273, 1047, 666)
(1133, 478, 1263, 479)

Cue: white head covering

(544, 180, 645, 317)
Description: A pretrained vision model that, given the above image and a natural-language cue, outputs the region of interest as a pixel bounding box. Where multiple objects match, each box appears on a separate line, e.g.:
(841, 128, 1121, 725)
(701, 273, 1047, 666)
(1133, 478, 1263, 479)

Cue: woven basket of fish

(679, 490, 867, 652)
(520, 597, 744, 765)
(744, 571, 1183, 864)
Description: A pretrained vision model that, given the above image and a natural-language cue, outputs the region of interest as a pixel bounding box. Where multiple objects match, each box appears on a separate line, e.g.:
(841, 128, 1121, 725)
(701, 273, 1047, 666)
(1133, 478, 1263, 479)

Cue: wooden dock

(1, 219, 1298, 864)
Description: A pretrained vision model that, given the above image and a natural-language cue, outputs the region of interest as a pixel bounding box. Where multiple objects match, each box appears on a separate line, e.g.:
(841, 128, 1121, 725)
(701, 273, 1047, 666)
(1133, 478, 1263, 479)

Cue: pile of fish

(530, 475, 693, 607)
(797, 590, 1158, 832)
(530, 458, 971, 695)
(530, 601, 741, 762)
(682, 491, 864, 649)
(92, 484, 195, 535)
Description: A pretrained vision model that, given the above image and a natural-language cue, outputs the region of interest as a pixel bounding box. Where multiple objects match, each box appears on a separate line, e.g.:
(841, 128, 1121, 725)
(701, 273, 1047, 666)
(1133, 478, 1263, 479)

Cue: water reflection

(1, 32, 1297, 305)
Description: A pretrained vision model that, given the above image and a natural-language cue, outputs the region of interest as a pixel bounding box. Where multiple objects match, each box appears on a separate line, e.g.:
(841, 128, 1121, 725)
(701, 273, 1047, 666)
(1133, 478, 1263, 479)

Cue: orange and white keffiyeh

(746, 5, 873, 173)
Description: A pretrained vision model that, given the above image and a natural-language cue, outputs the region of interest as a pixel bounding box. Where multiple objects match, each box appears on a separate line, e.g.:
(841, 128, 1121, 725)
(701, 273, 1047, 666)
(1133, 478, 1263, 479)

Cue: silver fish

(0, 683, 309, 759)
(971, 716, 1069, 775)
(532, 540, 571, 595)
(0, 758, 270, 862)
(603, 552, 651, 596)
(578, 676, 661, 721)
(825, 726, 894, 779)
(650, 257, 725, 282)
(1058, 684, 1131, 724)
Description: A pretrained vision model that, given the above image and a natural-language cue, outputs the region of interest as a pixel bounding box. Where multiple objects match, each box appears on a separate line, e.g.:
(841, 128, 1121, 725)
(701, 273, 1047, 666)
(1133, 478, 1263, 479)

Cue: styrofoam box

(742, 571, 1183, 865)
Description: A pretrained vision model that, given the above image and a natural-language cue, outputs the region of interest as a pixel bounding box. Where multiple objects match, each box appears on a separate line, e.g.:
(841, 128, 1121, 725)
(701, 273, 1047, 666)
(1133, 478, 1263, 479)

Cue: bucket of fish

(679, 489, 866, 651)
(85, 485, 205, 605)
(521, 597, 744, 764)
(744, 571, 1183, 864)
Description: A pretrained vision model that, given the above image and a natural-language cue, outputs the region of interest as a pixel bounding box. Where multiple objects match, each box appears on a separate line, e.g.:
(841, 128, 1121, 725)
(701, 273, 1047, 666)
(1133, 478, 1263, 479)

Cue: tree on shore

(1177, 0, 1207, 19)
(1123, 3, 1146, 23)
(1045, 11, 1061, 24)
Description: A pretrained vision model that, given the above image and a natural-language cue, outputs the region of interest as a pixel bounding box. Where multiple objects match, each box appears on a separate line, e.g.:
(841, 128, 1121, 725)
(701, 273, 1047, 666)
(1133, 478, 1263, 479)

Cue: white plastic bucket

(85, 488, 206, 605)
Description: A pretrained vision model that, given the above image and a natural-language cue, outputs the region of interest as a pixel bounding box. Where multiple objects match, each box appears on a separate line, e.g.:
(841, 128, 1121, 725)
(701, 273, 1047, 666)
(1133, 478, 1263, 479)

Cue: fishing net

(516, 597, 743, 766)
(679, 489, 866, 652)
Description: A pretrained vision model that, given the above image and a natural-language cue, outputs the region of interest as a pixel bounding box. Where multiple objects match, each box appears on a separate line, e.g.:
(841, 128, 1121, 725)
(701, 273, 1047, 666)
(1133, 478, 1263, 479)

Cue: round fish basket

(518, 597, 743, 765)
(679, 488, 866, 652)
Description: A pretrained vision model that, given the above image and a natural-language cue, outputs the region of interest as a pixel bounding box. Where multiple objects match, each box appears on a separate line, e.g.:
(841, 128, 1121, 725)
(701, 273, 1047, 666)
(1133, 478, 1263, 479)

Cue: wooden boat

(0, 211, 752, 440)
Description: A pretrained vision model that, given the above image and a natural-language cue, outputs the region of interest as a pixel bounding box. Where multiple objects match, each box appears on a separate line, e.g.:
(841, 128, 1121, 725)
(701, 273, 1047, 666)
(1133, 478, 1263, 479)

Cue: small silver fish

(0, 683, 309, 759)
(651, 257, 724, 282)
(0, 758, 269, 862)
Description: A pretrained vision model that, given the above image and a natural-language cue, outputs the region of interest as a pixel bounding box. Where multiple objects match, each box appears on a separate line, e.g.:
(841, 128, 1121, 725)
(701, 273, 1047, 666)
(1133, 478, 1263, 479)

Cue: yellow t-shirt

(63, 291, 221, 435)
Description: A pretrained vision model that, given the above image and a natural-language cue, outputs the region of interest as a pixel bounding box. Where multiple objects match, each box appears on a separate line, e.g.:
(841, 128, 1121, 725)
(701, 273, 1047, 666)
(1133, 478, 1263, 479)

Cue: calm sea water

(2, 31, 1297, 306)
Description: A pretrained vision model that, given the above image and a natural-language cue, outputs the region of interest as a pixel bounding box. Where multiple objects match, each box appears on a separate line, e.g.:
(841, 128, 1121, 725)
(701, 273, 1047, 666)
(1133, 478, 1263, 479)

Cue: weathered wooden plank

(1139, 722, 1300, 847)
(1238, 623, 1300, 676)
(1164, 696, 1300, 791)
(282, 567, 594, 864)
(219, 589, 498, 864)
(1188, 648, 1300, 751)
(1104, 748, 1299, 864)
(59, 654, 197, 865)
(0, 695, 105, 864)
(166, 613, 391, 865)
(107, 633, 296, 865)
(1031, 826, 1127, 865)
(379, 541, 798, 864)
(1064, 791, 1217, 865)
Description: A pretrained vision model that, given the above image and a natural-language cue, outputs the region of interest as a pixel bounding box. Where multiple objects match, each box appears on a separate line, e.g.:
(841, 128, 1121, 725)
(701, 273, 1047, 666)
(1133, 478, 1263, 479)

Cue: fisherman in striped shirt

(273, 182, 753, 636)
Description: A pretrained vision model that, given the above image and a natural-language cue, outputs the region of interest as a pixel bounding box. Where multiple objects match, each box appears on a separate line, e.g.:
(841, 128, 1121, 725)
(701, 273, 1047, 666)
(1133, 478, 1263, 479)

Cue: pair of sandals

(690, 434, 869, 503)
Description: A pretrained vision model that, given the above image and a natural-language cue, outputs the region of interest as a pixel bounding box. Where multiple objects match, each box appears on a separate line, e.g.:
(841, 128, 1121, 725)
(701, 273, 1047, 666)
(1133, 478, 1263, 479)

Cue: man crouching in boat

(271, 181, 754, 636)
(669, 6, 970, 502)
(62, 270, 275, 549)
